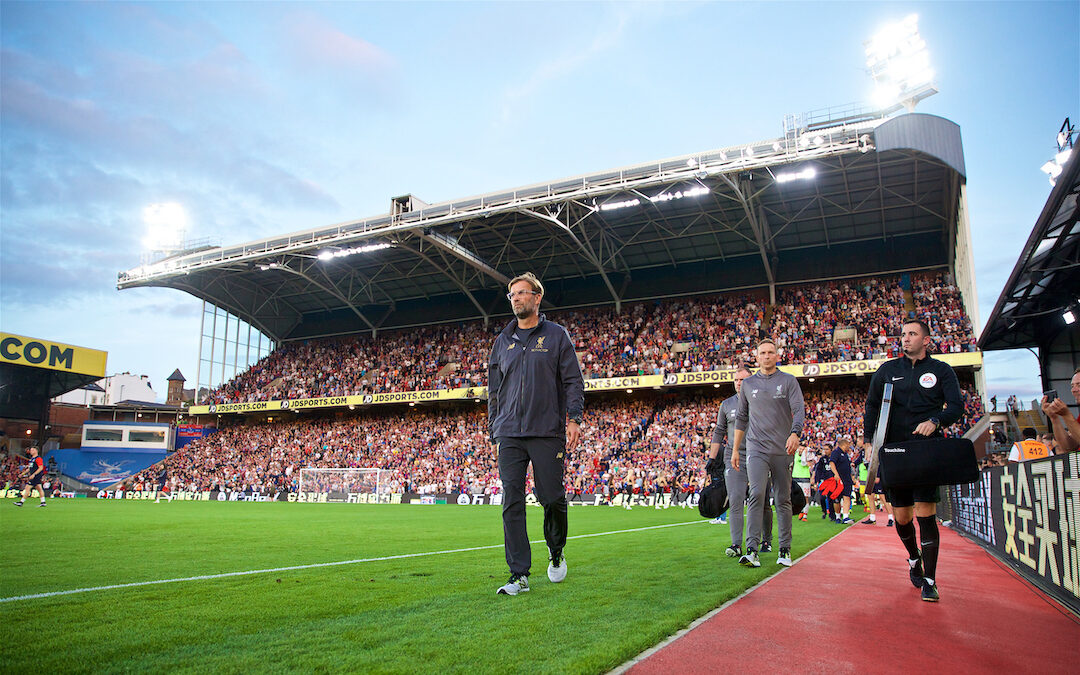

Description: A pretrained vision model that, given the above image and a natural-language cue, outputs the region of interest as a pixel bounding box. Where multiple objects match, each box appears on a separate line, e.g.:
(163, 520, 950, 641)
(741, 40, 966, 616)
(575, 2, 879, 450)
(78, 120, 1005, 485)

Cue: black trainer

(760, 542, 773, 553)
(921, 580, 939, 602)
(909, 555, 925, 588)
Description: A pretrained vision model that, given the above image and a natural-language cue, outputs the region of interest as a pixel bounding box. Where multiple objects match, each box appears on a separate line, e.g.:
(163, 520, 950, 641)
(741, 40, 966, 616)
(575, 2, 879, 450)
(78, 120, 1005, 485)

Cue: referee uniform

(863, 332, 962, 602)
(863, 354, 962, 507)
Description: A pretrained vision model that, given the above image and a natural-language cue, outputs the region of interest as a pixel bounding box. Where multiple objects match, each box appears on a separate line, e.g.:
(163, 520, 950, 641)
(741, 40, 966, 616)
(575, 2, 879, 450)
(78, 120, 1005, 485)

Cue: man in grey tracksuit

(706, 365, 772, 558)
(732, 339, 805, 568)
(488, 272, 584, 596)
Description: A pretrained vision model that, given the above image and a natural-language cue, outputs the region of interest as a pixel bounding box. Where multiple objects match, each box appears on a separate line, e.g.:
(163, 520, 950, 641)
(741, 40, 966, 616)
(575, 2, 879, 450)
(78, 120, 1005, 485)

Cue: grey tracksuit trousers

(746, 451, 794, 551)
(725, 466, 773, 548)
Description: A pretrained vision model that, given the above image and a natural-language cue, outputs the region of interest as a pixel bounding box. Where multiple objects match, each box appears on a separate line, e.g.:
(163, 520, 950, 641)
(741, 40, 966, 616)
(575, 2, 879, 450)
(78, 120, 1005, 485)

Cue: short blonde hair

(508, 272, 544, 296)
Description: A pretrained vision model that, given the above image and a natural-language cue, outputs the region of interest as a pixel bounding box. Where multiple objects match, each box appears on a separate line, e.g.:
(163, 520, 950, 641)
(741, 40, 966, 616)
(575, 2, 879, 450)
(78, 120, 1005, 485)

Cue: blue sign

(49, 447, 167, 488)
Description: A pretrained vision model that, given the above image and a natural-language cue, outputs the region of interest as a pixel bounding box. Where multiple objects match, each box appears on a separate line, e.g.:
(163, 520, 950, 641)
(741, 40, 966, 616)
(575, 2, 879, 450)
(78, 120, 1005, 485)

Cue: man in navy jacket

(488, 272, 584, 596)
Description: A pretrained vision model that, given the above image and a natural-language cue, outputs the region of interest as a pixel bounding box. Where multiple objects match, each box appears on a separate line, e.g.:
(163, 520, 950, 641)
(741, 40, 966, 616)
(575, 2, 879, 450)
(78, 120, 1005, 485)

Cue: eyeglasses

(507, 290, 540, 300)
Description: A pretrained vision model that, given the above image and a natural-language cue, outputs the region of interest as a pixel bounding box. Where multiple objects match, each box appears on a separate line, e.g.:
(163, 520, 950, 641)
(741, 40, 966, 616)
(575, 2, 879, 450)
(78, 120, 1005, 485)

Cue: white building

(53, 372, 158, 406)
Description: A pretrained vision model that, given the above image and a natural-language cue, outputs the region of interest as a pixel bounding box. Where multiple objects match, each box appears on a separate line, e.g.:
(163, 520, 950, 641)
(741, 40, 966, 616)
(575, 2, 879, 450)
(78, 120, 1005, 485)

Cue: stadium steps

(1011, 409, 1048, 436)
(436, 362, 460, 379)
(762, 304, 774, 332)
(903, 289, 915, 314)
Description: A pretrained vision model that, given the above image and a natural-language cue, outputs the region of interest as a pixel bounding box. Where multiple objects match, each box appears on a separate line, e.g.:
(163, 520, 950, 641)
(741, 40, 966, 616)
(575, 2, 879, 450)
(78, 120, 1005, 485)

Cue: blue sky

(1, 1, 1077, 403)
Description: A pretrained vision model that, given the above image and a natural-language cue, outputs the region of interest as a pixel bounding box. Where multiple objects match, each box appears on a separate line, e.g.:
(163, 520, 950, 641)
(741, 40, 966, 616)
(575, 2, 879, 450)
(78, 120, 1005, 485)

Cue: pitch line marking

(608, 530, 844, 674)
(0, 519, 704, 604)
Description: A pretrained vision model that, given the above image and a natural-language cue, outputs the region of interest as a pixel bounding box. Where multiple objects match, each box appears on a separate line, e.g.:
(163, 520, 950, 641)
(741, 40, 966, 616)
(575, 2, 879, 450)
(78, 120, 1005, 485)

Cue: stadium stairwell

(436, 361, 459, 379)
(762, 304, 774, 333)
(1013, 408, 1048, 436)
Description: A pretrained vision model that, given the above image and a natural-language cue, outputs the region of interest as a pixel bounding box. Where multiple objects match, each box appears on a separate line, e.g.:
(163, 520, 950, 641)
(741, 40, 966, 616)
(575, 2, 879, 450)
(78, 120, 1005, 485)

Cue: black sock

(895, 519, 920, 559)
(917, 515, 939, 583)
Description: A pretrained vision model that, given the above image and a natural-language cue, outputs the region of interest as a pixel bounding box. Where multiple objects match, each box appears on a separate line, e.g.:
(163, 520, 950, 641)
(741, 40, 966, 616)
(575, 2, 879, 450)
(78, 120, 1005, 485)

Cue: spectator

(1041, 369, 1080, 453)
(1007, 427, 1050, 463)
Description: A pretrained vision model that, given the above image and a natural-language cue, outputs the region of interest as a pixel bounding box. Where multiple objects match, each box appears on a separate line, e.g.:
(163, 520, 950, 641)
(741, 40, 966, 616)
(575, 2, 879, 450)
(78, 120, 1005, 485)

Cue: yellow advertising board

(584, 374, 663, 391)
(188, 353, 982, 416)
(662, 351, 983, 386)
(188, 385, 489, 415)
(0, 333, 107, 377)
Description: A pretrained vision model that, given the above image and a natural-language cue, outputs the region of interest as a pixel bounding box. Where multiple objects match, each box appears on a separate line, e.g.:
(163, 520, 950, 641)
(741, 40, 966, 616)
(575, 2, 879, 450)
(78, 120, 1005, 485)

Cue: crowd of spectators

(173, 268, 989, 497)
(129, 379, 985, 498)
(205, 270, 978, 406)
(1, 453, 24, 489)
(910, 273, 979, 354)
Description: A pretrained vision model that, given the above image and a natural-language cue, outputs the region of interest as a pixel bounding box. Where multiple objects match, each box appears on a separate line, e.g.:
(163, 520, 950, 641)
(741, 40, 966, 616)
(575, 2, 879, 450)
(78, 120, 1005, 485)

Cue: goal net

(298, 468, 387, 495)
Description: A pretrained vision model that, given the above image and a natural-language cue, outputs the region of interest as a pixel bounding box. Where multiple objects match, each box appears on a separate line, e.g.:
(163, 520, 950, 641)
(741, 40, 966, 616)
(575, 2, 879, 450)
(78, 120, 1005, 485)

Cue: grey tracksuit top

(734, 369, 805, 455)
(711, 395, 742, 467)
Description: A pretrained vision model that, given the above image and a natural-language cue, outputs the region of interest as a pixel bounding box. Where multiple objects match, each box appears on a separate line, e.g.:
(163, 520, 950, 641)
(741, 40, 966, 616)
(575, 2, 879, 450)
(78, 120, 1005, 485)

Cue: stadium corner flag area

(2, 5, 1079, 674)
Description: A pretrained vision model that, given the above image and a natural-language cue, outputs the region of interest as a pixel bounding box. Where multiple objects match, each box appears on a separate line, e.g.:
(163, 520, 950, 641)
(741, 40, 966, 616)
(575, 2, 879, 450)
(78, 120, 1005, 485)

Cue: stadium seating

(129, 384, 982, 496)
(206, 270, 978, 404)
(155, 268, 985, 497)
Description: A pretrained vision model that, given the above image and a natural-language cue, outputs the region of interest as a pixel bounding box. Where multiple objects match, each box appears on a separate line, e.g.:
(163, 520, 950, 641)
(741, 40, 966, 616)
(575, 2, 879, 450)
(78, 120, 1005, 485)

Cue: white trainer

(496, 574, 530, 596)
(777, 548, 793, 567)
(547, 551, 567, 583)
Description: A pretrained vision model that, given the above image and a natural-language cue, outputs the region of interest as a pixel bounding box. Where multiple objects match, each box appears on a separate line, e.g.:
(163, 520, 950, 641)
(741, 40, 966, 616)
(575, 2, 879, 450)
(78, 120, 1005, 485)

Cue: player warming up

(863, 319, 962, 602)
(488, 272, 584, 596)
(731, 339, 805, 568)
(14, 446, 47, 508)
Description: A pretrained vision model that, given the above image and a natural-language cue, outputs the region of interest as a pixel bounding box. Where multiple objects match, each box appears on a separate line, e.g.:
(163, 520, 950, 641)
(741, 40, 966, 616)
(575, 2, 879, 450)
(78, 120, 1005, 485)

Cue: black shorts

(27, 475, 43, 487)
(885, 485, 939, 508)
(840, 478, 854, 498)
(872, 481, 885, 495)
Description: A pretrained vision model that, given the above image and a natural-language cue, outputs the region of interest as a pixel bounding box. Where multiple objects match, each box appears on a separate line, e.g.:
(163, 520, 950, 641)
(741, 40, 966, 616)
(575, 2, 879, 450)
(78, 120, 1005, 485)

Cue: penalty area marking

(1, 519, 705, 604)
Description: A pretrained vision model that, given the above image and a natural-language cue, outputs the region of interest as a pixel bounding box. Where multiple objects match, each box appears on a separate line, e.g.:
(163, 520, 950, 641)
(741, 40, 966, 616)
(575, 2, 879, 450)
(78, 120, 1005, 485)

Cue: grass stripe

(0, 519, 703, 604)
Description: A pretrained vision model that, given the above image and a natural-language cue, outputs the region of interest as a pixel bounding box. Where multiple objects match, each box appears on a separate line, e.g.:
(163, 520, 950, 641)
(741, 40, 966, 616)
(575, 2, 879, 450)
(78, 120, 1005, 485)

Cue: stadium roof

(979, 146, 1080, 350)
(118, 112, 969, 342)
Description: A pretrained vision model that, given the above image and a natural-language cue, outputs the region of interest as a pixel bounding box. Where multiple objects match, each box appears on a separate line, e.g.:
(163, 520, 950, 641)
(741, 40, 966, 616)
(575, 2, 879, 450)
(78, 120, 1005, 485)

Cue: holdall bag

(878, 437, 979, 488)
(790, 479, 807, 513)
(698, 478, 730, 519)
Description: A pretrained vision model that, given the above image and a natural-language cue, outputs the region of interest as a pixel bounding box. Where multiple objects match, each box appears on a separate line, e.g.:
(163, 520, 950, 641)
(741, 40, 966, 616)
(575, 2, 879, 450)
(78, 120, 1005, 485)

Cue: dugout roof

(979, 147, 1080, 350)
(118, 113, 969, 342)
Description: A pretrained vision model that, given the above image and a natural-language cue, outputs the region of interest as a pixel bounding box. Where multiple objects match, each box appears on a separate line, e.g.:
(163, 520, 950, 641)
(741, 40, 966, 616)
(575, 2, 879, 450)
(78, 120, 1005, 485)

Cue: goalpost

(297, 468, 387, 495)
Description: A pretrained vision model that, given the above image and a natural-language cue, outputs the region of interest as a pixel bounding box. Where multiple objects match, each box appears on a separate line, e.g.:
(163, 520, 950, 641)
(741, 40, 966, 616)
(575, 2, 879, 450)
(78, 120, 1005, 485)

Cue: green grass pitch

(1, 499, 851, 673)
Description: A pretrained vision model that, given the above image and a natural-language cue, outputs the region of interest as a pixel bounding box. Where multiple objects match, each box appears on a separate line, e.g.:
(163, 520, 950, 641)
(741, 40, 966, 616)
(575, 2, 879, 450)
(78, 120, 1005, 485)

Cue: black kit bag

(878, 437, 979, 488)
(698, 478, 730, 519)
(790, 479, 807, 513)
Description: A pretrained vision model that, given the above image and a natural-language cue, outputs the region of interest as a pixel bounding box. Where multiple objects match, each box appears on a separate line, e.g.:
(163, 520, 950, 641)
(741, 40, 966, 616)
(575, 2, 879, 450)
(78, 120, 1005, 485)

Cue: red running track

(625, 520, 1079, 674)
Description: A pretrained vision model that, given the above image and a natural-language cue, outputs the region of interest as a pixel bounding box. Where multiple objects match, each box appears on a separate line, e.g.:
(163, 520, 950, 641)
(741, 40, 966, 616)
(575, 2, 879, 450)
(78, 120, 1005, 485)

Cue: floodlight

(1055, 149, 1072, 166)
(600, 198, 641, 212)
(865, 14, 936, 111)
(686, 158, 698, 168)
(1040, 160, 1063, 179)
(648, 186, 709, 204)
(718, 151, 728, 161)
(317, 242, 393, 261)
(745, 146, 755, 157)
(1064, 311, 1076, 325)
(142, 202, 188, 250)
(775, 167, 817, 184)
(772, 142, 782, 152)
